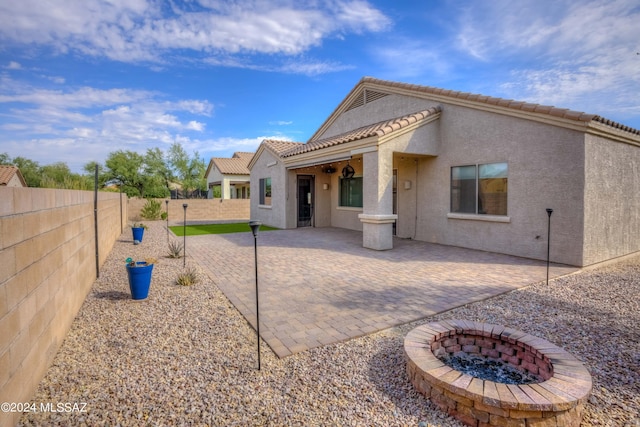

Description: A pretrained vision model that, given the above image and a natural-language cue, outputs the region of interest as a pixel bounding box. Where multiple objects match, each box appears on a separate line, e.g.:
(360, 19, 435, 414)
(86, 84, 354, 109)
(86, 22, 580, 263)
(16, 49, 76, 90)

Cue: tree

(40, 162, 92, 190)
(0, 152, 11, 165)
(104, 150, 146, 197)
(11, 157, 42, 187)
(143, 148, 171, 198)
(168, 142, 206, 198)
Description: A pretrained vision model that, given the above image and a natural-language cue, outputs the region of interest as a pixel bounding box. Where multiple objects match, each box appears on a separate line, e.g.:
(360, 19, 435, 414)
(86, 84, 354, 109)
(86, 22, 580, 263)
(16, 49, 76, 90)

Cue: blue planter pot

(132, 227, 144, 243)
(126, 262, 153, 300)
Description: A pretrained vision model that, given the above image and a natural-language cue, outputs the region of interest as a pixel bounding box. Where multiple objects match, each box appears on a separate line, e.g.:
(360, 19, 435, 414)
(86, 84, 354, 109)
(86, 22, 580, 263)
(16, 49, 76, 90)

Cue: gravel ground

(19, 222, 640, 426)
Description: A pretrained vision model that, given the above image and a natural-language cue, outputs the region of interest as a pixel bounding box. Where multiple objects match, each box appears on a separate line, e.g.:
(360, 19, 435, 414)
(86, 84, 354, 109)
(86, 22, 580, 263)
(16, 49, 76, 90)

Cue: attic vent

(365, 90, 388, 103)
(345, 92, 365, 111)
(345, 89, 389, 112)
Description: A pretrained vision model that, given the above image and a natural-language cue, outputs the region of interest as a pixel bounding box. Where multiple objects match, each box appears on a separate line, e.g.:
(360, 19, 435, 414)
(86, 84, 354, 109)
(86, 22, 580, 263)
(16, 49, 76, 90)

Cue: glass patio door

(297, 175, 314, 227)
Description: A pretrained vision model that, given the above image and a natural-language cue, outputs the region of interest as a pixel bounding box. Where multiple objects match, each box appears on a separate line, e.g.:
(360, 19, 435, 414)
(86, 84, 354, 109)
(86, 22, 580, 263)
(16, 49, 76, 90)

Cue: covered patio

(188, 227, 578, 357)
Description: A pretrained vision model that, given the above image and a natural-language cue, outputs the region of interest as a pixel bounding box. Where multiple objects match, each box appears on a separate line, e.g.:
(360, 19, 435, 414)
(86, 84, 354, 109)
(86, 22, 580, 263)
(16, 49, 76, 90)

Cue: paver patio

(188, 227, 578, 358)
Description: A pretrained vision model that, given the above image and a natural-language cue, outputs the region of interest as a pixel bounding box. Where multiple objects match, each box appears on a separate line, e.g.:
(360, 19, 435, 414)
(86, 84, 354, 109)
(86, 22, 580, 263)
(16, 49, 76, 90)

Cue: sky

(0, 0, 639, 173)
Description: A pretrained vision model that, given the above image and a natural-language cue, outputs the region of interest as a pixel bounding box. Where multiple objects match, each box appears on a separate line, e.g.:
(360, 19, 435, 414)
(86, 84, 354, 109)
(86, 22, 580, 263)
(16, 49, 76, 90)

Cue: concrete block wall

(128, 198, 250, 223)
(0, 187, 126, 427)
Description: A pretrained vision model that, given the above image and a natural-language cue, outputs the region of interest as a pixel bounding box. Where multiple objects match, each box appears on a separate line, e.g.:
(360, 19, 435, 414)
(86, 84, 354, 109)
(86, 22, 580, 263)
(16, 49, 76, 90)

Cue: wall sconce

(323, 183, 330, 190)
(404, 180, 412, 190)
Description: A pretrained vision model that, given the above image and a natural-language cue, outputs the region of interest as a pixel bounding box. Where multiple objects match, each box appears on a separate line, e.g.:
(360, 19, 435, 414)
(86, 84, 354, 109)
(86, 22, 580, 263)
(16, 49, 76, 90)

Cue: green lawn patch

(170, 222, 279, 236)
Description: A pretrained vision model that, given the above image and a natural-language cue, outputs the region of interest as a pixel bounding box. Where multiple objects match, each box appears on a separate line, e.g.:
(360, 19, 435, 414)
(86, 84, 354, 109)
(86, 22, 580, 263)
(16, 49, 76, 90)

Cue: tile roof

(310, 77, 640, 141)
(0, 165, 27, 186)
(281, 107, 441, 158)
(359, 77, 599, 122)
(262, 139, 305, 156)
(209, 151, 254, 175)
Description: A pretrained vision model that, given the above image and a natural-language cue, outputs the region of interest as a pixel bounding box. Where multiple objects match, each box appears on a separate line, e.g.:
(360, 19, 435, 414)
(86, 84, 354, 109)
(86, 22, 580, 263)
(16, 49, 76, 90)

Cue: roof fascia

(377, 111, 441, 146)
(204, 158, 216, 178)
(247, 143, 267, 170)
(586, 121, 640, 147)
(283, 135, 378, 168)
(308, 78, 367, 142)
(363, 80, 598, 134)
(248, 142, 286, 170)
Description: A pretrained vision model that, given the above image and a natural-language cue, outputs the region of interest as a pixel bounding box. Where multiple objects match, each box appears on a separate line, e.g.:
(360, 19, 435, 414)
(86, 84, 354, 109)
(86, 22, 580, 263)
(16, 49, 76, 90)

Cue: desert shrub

(140, 198, 162, 220)
(176, 267, 199, 286)
(167, 240, 184, 258)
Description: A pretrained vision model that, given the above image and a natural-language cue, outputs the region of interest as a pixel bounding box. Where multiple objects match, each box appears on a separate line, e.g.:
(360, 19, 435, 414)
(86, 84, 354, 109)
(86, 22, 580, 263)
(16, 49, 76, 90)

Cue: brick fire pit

(405, 320, 592, 427)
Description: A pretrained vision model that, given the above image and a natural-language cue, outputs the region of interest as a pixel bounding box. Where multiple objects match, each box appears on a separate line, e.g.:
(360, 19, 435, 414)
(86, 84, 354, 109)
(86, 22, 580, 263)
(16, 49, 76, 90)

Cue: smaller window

(259, 177, 271, 205)
(339, 176, 363, 208)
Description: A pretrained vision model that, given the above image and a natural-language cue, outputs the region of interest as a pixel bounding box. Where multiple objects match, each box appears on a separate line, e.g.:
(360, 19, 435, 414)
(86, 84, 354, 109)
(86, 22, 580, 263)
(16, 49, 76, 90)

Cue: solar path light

(249, 220, 262, 370)
(546, 208, 553, 285)
(165, 200, 169, 243)
(183, 204, 188, 268)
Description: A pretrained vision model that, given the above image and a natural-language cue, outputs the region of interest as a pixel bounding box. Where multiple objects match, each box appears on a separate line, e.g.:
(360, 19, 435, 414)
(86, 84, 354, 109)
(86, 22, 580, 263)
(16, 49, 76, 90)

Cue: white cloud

(0, 0, 390, 70)
(0, 80, 216, 171)
(204, 55, 353, 76)
(5, 61, 22, 69)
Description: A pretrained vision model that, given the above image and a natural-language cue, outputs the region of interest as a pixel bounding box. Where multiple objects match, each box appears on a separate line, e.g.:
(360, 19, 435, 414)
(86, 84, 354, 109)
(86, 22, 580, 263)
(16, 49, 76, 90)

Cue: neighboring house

(205, 152, 253, 199)
(0, 165, 27, 187)
(248, 77, 640, 267)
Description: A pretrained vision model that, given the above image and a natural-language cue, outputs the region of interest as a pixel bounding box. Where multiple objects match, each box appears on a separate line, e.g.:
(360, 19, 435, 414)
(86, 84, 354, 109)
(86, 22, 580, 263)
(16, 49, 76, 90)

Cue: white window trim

(336, 206, 363, 212)
(447, 213, 510, 223)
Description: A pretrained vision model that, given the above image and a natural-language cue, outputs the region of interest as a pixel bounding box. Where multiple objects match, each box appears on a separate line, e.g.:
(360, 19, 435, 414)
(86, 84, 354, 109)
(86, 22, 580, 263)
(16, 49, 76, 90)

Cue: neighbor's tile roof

(0, 165, 26, 186)
(281, 107, 441, 158)
(210, 151, 254, 175)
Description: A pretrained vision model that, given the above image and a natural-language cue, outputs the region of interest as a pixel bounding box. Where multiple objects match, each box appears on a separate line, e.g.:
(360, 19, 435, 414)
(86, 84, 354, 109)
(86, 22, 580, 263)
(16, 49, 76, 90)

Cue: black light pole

(94, 164, 99, 279)
(165, 200, 169, 243)
(249, 220, 262, 370)
(546, 208, 553, 285)
(183, 204, 188, 268)
(119, 181, 123, 233)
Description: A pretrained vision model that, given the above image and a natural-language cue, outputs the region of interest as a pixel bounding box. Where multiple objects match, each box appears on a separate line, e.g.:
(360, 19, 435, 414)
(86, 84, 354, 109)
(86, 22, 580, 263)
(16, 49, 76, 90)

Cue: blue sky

(1, 0, 639, 173)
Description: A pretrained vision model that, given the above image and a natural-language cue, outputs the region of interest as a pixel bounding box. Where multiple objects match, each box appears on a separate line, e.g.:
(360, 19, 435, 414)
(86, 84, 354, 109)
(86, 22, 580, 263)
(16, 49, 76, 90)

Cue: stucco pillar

(358, 147, 397, 250)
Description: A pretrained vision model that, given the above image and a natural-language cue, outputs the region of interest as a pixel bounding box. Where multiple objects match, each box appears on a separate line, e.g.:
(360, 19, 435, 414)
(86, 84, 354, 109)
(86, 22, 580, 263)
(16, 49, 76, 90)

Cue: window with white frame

(451, 163, 508, 215)
(259, 177, 271, 205)
(339, 176, 363, 208)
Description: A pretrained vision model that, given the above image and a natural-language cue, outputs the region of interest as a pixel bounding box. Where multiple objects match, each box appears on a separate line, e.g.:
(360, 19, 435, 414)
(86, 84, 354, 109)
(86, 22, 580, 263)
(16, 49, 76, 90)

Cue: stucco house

(0, 165, 27, 187)
(248, 77, 640, 267)
(205, 152, 253, 199)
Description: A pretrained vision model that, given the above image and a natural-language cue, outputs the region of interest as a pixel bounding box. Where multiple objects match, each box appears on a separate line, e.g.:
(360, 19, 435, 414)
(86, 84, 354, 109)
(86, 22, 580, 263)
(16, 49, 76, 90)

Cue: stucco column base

(359, 214, 397, 250)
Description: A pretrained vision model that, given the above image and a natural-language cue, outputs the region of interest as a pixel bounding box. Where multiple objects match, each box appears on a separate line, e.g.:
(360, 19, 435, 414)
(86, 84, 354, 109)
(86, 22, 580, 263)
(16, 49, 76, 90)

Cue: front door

(297, 175, 314, 227)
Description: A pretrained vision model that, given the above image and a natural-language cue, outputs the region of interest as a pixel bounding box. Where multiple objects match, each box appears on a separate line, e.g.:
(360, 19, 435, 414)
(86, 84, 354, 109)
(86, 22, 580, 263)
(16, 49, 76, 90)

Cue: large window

(259, 177, 271, 205)
(451, 163, 508, 215)
(339, 176, 363, 208)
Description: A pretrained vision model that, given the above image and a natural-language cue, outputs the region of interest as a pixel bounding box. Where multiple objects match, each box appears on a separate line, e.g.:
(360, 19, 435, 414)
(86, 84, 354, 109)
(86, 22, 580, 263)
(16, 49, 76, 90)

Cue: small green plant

(140, 198, 162, 220)
(161, 211, 168, 220)
(176, 267, 199, 286)
(167, 240, 184, 258)
(131, 222, 147, 229)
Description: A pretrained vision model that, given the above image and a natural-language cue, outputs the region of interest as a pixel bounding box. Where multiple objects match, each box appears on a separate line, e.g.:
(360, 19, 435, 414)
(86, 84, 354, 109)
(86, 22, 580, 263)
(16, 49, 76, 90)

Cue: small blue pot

(132, 227, 144, 243)
(126, 262, 153, 300)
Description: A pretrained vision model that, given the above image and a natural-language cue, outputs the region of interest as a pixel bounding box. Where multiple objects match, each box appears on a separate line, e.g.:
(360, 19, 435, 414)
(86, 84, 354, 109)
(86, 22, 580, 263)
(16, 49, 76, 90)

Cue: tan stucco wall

(0, 188, 125, 427)
(128, 198, 249, 223)
(2, 174, 25, 188)
(250, 150, 290, 229)
(319, 94, 588, 265)
(582, 136, 640, 265)
(321, 94, 439, 139)
(411, 106, 586, 266)
(206, 168, 249, 199)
